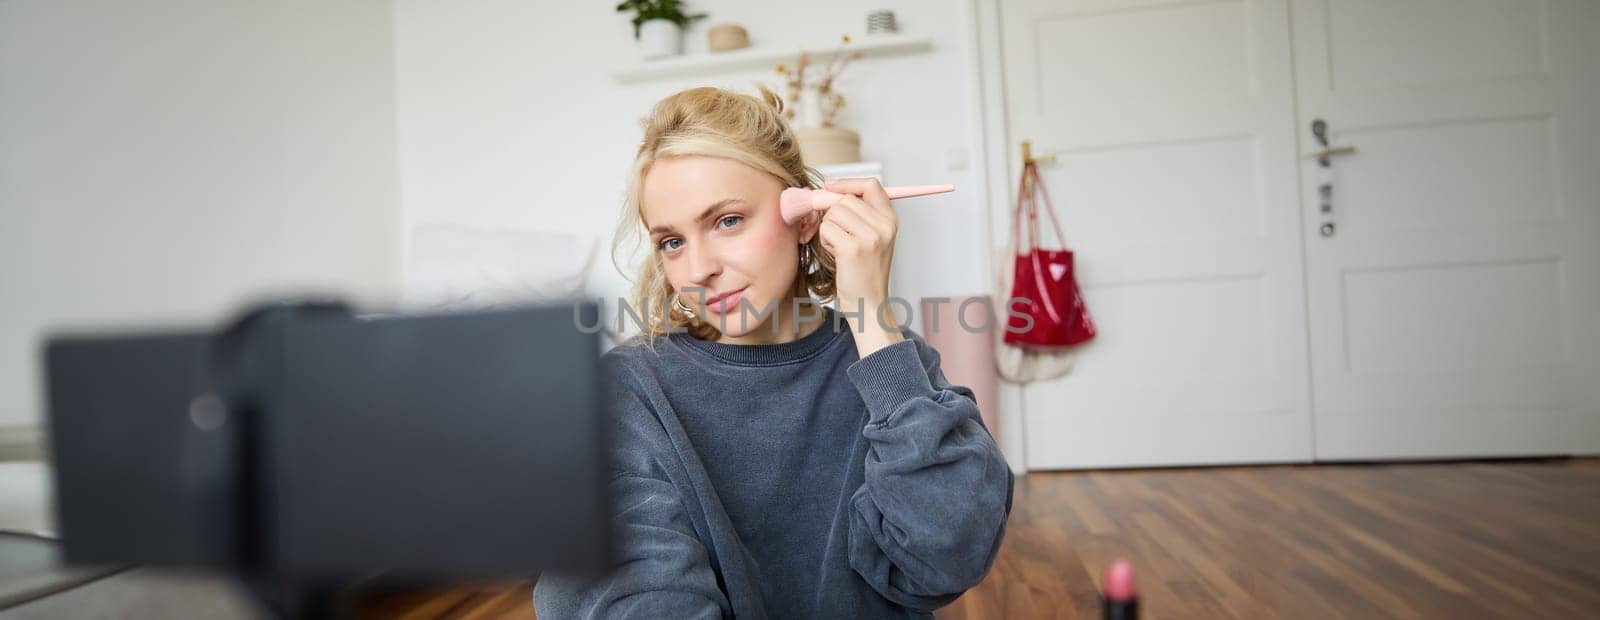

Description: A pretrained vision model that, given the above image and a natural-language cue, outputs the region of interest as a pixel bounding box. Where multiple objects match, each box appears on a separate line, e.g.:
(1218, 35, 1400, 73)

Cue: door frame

(962, 0, 1030, 474)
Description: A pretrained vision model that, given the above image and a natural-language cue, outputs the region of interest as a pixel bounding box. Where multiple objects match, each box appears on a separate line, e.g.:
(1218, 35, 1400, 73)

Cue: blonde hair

(611, 85, 838, 346)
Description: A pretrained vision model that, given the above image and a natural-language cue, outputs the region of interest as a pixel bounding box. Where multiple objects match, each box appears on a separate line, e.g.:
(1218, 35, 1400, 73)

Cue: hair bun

(755, 82, 784, 115)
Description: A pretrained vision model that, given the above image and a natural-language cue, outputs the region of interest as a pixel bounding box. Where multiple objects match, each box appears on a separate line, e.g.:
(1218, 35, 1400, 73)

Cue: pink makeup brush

(779, 184, 955, 224)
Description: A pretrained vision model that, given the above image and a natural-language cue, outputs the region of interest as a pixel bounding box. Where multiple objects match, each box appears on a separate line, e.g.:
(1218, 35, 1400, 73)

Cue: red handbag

(1003, 161, 1096, 348)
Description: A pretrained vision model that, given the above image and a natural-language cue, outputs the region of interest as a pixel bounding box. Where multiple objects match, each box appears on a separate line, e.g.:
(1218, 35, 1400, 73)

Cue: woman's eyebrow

(649, 198, 747, 234)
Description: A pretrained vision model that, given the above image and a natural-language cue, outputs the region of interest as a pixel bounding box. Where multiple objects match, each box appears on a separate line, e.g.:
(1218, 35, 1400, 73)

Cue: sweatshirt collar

(672, 305, 847, 366)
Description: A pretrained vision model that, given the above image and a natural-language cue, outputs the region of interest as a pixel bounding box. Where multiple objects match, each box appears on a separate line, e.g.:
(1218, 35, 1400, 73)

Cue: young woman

(534, 86, 1013, 618)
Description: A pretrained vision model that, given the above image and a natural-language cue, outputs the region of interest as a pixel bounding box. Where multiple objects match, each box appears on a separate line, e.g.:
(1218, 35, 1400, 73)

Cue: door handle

(1309, 119, 1357, 167)
(1311, 119, 1349, 238)
(1021, 140, 1056, 166)
(1305, 145, 1357, 162)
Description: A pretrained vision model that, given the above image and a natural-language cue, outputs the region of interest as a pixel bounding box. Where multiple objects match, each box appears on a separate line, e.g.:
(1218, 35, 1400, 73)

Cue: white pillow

(400, 223, 597, 312)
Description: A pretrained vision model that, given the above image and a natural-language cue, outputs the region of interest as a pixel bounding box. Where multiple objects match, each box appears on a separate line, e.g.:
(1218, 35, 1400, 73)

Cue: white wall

(0, 1, 403, 430)
(391, 0, 995, 322)
(0, 0, 1000, 429)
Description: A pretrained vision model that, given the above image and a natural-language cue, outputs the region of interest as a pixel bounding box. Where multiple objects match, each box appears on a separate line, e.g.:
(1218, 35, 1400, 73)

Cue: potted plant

(616, 0, 708, 60)
(771, 35, 865, 164)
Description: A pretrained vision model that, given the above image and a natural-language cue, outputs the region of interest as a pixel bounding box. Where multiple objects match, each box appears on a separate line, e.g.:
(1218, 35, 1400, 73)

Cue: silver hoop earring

(671, 296, 696, 317)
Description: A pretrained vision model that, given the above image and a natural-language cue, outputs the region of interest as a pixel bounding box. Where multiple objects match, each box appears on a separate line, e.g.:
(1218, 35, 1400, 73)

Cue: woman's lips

(707, 287, 747, 313)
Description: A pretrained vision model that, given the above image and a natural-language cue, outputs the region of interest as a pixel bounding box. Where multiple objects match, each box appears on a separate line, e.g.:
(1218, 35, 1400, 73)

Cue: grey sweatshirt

(533, 306, 1014, 618)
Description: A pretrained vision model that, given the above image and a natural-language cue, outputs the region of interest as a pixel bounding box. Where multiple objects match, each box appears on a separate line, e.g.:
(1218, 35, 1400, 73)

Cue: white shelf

(610, 33, 933, 84)
(815, 161, 882, 180)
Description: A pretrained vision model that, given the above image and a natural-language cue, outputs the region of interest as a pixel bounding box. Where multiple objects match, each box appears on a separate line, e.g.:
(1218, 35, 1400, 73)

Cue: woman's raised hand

(812, 178, 905, 355)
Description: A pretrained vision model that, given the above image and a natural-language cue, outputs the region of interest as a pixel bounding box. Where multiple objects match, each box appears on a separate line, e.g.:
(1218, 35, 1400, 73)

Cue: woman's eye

(657, 215, 739, 252)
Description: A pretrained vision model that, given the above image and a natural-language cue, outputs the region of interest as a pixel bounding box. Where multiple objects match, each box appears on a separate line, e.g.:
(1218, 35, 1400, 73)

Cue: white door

(999, 0, 1314, 468)
(1292, 0, 1600, 459)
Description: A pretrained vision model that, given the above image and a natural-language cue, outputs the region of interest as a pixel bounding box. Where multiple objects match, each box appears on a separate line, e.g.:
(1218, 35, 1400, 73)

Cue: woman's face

(642, 155, 816, 341)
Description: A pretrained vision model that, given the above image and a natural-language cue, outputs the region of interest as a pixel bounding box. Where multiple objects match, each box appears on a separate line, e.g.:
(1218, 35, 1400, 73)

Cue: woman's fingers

(825, 178, 892, 213)
(822, 201, 872, 243)
(818, 218, 852, 254)
(820, 206, 890, 257)
(823, 179, 897, 236)
(827, 195, 893, 238)
(815, 178, 898, 261)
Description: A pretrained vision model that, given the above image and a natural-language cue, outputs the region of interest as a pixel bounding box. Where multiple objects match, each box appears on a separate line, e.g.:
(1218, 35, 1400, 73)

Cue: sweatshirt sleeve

(532, 350, 731, 619)
(532, 473, 729, 619)
(844, 329, 1015, 611)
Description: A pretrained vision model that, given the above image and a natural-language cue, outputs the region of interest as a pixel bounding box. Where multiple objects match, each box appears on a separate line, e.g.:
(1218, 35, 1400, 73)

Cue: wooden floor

(362, 459, 1600, 619)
